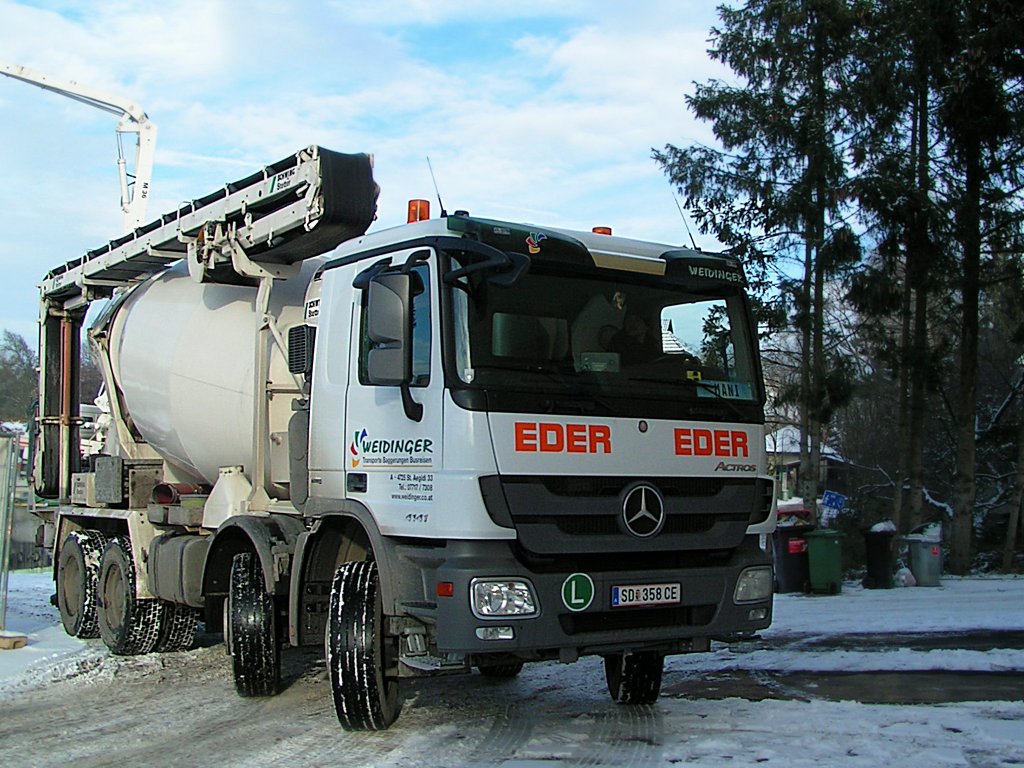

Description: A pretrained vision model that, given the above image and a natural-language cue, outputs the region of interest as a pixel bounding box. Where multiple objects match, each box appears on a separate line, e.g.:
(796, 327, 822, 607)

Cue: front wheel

(477, 662, 525, 679)
(604, 651, 664, 705)
(326, 560, 401, 730)
(229, 552, 280, 697)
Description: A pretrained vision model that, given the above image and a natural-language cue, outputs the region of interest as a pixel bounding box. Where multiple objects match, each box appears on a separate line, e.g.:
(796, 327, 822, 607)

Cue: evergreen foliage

(661, 0, 1024, 572)
(0, 330, 37, 422)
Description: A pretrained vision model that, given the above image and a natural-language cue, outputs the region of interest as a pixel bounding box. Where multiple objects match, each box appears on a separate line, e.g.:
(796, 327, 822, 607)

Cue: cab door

(343, 247, 444, 537)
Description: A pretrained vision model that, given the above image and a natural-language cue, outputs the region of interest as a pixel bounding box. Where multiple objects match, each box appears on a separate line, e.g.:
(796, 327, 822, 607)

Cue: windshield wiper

(541, 395, 615, 416)
(443, 244, 530, 287)
(470, 362, 576, 388)
(471, 362, 564, 374)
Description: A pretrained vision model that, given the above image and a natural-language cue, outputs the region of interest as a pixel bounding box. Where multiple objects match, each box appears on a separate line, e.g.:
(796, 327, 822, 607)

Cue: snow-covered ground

(11, 571, 1021, 683)
(2, 570, 1023, 767)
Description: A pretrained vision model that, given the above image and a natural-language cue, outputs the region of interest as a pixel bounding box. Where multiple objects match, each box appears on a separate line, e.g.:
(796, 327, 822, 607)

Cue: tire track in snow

(463, 703, 537, 766)
(562, 705, 666, 767)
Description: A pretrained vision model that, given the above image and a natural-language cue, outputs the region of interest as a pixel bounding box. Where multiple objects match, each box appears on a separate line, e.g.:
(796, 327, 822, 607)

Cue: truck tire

(57, 530, 108, 638)
(229, 552, 280, 696)
(477, 662, 525, 679)
(326, 560, 401, 730)
(603, 651, 664, 705)
(155, 603, 199, 652)
(97, 537, 162, 655)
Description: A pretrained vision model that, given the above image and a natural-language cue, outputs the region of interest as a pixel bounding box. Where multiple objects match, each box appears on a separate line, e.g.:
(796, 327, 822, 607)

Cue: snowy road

(2, 573, 1023, 767)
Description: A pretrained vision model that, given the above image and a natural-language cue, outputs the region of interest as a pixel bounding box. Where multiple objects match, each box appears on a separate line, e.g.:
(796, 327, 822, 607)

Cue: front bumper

(420, 536, 772, 659)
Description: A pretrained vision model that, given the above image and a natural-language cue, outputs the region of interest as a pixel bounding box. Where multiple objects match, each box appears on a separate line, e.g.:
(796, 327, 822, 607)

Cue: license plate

(611, 582, 681, 608)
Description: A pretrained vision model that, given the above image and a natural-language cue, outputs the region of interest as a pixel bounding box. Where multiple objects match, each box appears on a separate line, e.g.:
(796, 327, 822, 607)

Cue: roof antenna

(426, 156, 448, 218)
(672, 192, 700, 251)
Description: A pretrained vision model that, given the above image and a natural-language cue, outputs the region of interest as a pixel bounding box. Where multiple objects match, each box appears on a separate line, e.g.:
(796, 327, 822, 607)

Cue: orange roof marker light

(408, 199, 431, 223)
(592, 226, 613, 236)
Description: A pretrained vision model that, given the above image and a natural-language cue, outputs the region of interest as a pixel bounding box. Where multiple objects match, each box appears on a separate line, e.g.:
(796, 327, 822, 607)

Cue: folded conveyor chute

(41, 145, 378, 306)
(34, 145, 378, 503)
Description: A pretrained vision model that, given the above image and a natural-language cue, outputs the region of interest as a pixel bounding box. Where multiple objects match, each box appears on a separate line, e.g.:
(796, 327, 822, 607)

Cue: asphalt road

(0, 627, 1019, 768)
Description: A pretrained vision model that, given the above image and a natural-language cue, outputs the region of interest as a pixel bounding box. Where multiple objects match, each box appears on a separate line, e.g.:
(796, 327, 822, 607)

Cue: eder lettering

(515, 422, 612, 454)
(674, 428, 749, 458)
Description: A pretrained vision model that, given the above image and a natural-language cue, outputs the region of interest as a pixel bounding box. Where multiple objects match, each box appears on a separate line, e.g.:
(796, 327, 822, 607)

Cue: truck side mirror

(366, 273, 411, 386)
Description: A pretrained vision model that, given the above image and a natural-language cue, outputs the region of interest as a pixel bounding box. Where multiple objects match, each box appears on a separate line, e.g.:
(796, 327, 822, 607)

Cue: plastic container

(772, 525, 814, 593)
(905, 525, 942, 587)
(862, 527, 896, 589)
(805, 529, 844, 595)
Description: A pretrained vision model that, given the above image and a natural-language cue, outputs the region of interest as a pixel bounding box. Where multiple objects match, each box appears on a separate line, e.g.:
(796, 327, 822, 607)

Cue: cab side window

(358, 263, 431, 387)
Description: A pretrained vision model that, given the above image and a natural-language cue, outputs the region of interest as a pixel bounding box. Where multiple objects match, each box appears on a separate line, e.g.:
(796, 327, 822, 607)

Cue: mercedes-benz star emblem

(621, 483, 666, 538)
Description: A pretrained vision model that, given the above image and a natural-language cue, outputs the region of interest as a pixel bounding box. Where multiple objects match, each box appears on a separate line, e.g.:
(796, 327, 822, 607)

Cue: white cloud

(326, 0, 591, 27)
(0, 0, 730, 347)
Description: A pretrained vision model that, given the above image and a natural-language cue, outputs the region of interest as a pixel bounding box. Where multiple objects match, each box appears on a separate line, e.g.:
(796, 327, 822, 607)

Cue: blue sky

(0, 0, 727, 346)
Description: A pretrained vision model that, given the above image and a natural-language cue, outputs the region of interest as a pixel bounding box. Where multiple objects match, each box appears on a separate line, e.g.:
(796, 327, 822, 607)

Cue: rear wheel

(326, 560, 401, 730)
(155, 603, 199, 652)
(604, 651, 664, 705)
(229, 552, 280, 697)
(97, 537, 162, 655)
(57, 530, 108, 638)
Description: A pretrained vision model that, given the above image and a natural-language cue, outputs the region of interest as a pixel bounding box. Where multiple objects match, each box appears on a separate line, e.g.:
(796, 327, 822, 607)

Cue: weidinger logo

(350, 429, 434, 468)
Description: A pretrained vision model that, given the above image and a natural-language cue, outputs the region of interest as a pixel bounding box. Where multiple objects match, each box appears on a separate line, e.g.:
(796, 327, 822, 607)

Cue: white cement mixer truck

(33, 146, 776, 730)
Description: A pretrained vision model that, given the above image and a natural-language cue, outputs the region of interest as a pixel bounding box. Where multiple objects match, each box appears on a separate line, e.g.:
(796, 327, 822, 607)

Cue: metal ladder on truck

(35, 145, 379, 504)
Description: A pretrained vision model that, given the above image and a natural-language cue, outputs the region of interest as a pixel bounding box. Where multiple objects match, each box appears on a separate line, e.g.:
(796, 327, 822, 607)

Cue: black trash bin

(862, 527, 897, 589)
(772, 525, 814, 593)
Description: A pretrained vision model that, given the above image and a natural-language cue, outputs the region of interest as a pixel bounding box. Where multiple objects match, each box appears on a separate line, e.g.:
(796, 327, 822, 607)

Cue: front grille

(492, 474, 764, 556)
(529, 476, 724, 498)
(559, 604, 717, 635)
(516, 548, 733, 575)
(518, 512, 749, 536)
(548, 515, 618, 535)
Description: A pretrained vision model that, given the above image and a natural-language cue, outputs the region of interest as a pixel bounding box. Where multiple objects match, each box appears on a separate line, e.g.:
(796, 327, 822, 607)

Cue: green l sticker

(561, 573, 595, 612)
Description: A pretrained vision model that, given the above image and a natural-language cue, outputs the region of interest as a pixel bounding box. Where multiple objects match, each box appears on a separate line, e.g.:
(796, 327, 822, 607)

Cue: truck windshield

(447, 257, 762, 408)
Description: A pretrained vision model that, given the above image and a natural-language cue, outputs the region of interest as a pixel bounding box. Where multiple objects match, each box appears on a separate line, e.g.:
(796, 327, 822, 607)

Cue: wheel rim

(60, 555, 83, 624)
(102, 561, 127, 631)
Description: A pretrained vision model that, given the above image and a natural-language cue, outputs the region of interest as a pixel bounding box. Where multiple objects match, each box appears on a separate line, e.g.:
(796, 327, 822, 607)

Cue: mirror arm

(353, 257, 392, 289)
(401, 250, 428, 421)
(401, 249, 431, 274)
(443, 252, 507, 283)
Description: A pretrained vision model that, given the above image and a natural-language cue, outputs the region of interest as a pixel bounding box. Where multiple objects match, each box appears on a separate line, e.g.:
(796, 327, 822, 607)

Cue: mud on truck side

(33, 146, 776, 730)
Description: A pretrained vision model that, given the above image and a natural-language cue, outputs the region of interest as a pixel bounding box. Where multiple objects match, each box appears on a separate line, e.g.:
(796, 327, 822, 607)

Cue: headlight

(471, 579, 538, 618)
(734, 566, 773, 603)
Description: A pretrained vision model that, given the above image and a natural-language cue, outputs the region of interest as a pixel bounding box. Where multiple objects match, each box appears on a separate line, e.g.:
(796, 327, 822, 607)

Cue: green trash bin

(805, 529, 844, 595)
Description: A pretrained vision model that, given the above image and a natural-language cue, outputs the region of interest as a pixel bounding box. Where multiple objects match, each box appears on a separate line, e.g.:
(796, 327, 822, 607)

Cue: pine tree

(845, 0, 956, 532)
(655, 0, 865, 504)
(937, 0, 1024, 573)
